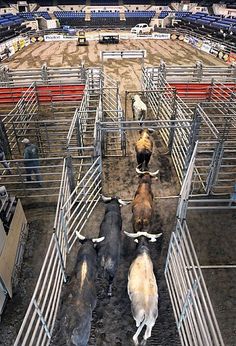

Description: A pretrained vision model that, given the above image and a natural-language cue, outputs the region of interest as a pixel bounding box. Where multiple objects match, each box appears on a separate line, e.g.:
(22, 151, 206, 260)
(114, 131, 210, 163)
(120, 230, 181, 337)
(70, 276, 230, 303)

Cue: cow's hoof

(133, 337, 139, 346)
(141, 339, 147, 346)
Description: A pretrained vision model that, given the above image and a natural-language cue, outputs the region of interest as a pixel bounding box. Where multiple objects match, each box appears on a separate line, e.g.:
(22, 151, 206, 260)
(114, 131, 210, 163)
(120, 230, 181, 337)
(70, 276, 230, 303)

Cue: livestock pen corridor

(0, 63, 235, 346)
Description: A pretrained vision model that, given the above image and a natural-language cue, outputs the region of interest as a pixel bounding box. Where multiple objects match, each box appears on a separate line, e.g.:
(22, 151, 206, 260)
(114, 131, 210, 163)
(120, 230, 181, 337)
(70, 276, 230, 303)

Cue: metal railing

(143, 62, 236, 84)
(0, 64, 86, 87)
(142, 68, 195, 182)
(165, 142, 225, 346)
(13, 67, 104, 344)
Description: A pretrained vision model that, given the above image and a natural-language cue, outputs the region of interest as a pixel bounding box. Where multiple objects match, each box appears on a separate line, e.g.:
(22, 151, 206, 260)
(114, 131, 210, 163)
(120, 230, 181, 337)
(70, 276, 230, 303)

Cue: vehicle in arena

(131, 23, 153, 35)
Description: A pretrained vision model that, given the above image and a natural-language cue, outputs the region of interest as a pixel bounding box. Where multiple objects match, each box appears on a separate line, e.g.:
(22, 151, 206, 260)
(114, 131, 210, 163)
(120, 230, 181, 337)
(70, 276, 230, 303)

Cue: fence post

(168, 89, 177, 153)
(194, 60, 203, 82)
(60, 208, 69, 253)
(206, 118, 231, 194)
(0, 65, 11, 87)
(158, 60, 166, 87)
(65, 155, 76, 193)
(229, 62, 236, 82)
(81, 61, 86, 83)
(41, 63, 48, 84)
(207, 78, 214, 101)
(184, 106, 201, 176)
(53, 233, 67, 283)
(76, 114, 84, 155)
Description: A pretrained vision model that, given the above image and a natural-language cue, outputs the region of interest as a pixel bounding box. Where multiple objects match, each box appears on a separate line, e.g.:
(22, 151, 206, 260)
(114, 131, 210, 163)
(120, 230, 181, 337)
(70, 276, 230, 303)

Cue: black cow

(60, 232, 104, 346)
(97, 195, 129, 296)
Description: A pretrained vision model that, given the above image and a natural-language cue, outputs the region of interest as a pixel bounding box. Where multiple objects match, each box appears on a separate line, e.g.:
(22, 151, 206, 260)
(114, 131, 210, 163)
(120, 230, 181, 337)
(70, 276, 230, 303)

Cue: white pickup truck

(131, 23, 153, 35)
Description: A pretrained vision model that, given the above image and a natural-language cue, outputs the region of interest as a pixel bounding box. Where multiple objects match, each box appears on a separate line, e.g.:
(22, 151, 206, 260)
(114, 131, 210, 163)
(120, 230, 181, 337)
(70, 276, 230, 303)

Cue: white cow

(132, 94, 147, 124)
(124, 231, 162, 345)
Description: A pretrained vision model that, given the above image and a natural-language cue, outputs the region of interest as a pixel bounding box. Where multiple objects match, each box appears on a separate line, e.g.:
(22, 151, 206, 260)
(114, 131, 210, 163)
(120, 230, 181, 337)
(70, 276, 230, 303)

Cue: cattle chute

(0, 62, 233, 345)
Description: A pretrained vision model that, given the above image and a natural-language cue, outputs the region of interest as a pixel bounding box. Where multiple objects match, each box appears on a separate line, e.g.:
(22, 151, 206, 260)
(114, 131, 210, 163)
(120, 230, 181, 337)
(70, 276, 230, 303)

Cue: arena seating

(54, 11, 86, 27)
(90, 12, 120, 27)
(17, 11, 51, 20)
(125, 10, 155, 26)
(0, 13, 24, 27)
(0, 14, 28, 43)
(158, 11, 191, 19)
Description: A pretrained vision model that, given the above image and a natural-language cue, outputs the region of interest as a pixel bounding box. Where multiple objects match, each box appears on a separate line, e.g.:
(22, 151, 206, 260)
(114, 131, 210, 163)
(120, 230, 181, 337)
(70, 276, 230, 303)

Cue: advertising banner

(44, 34, 64, 41)
(152, 33, 170, 40)
(201, 43, 212, 53)
(227, 52, 236, 64)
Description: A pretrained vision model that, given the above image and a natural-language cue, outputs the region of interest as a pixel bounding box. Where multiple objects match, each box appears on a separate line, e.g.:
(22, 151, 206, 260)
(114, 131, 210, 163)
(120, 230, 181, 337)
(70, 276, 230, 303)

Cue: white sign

(44, 34, 64, 41)
(152, 33, 171, 40)
(201, 43, 212, 53)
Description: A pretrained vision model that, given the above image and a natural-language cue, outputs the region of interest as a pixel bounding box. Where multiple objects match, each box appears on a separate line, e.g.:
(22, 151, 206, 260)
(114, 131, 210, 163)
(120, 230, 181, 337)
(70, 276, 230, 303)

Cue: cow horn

(92, 236, 105, 243)
(136, 167, 155, 176)
(118, 198, 130, 206)
(136, 167, 145, 175)
(101, 194, 112, 202)
(76, 231, 86, 240)
(149, 169, 159, 177)
(124, 231, 141, 238)
(147, 128, 155, 133)
(124, 231, 162, 241)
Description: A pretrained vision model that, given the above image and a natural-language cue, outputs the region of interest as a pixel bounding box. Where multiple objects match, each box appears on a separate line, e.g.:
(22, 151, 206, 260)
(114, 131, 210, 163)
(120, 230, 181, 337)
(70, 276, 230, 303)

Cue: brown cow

(132, 167, 159, 233)
(135, 128, 154, 171)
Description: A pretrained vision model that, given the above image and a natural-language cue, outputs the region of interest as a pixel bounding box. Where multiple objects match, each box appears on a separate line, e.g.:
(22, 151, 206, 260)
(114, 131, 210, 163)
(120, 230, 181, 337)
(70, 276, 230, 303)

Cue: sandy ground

(7, 35, 225, 70)
(0, 34, 235, 346)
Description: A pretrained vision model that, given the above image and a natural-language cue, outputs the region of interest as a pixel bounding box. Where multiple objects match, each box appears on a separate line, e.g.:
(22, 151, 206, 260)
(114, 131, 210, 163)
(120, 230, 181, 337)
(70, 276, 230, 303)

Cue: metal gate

(165, 142, 224, 346)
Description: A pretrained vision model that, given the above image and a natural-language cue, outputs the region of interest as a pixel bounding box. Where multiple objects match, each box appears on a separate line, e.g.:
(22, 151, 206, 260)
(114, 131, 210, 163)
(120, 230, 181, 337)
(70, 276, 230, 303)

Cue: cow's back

(128, 252, 158, 318)
(135, 137, 153, 153)
(97, 210, 122, 277)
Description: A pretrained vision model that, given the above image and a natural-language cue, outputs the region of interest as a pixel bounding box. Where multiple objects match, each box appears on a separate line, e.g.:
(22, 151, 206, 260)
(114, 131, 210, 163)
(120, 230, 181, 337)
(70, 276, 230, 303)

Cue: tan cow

(135, 128, 154, 171)
(124, 231, 162, 345)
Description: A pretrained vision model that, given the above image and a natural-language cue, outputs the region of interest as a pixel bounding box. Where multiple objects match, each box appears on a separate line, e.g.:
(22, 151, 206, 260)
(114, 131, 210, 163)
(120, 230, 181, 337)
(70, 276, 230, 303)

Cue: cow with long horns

(132, 167, 159, 233)
(97, 195, 129, 296)
(135, 128, 154, 171)
(124, 231, 162, 345)
(60, 232, 104, 346)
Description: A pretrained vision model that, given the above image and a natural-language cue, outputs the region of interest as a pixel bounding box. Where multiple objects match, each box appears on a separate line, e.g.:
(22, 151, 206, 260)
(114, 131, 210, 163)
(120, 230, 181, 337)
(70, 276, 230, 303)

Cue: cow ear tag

(134, 239, 139, 243)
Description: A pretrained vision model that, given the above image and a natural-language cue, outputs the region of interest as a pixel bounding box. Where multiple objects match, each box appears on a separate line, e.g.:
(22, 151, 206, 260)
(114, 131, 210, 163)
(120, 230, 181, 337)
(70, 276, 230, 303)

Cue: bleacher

(90, 12, 120, 27)
(158, 11, 191, 19)
(0, 13, 23, 26)
(17, 12, 51, 20)
(0, 13, 29, 43)
(54, 11, 86, 27)
(181, 12, 236, 31)
(125, 10, 155, 26)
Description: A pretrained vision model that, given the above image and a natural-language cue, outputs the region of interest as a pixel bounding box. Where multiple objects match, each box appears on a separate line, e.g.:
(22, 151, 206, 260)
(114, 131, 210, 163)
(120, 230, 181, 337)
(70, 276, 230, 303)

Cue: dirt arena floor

(0, 35, 235, 346)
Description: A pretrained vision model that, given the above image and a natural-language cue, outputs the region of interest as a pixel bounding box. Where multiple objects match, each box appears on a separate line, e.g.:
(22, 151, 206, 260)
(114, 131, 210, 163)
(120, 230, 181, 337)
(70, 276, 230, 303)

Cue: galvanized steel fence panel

(142, 68, 194, 182)
(2, 82, 39, 156)
(165, 142, 224, 346)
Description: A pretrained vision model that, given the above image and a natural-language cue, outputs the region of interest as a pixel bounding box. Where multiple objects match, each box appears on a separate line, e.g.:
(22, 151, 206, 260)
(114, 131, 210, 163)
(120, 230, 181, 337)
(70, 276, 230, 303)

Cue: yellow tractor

(77, 30, 89, 46)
